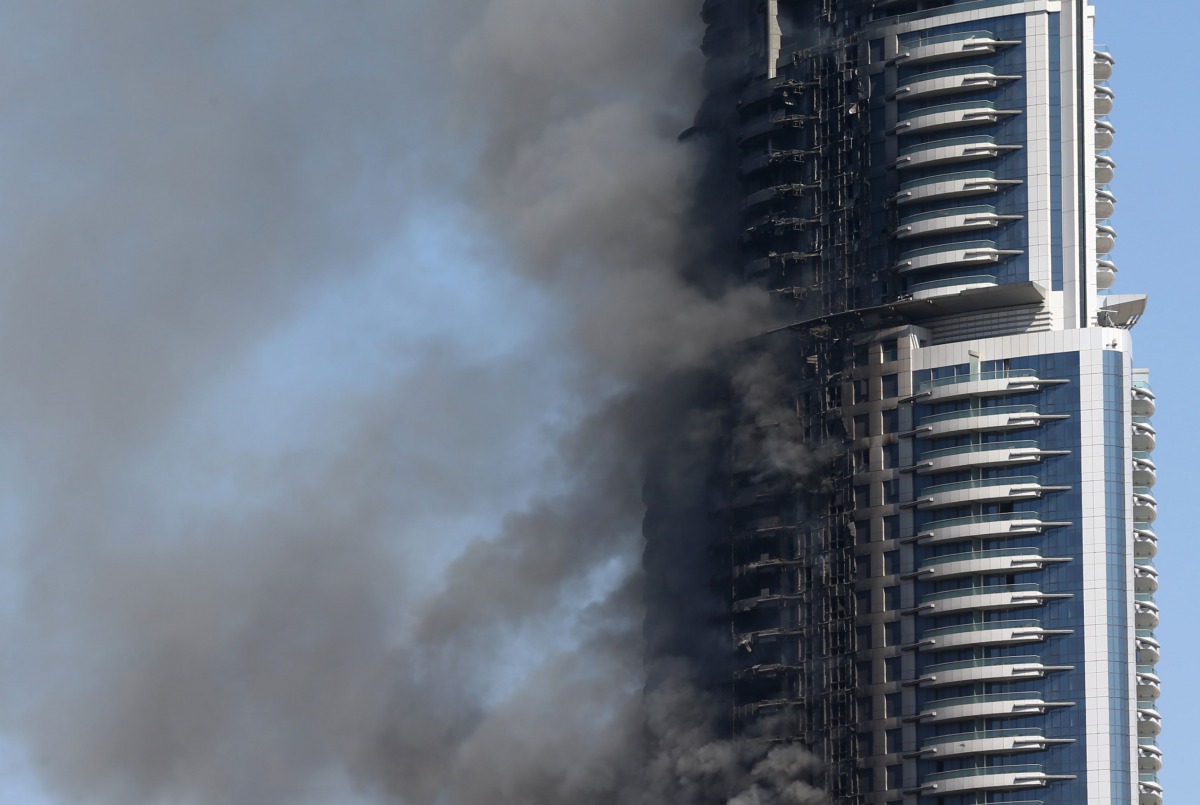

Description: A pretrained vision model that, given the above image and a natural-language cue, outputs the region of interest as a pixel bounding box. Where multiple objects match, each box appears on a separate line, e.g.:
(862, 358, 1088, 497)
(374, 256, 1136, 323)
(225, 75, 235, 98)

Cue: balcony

(1133, 489, 1158, 523)
(1096, 84, 1115, 115)
(913, 441, 1066, 474)
(1097, 259, 1117, 290)
(1097, 224, 1117, 254)
(1097, 188, 1117, 219)
(1097, 154, 1117, 184)
(1132, 385, 1156, 417)
(911, 404, 1066, 439)
(892, 31, 1021, 67)
(909, 274, 998, 301)
(891, 100, 1022, 137)
(896, 205, 1023, 240)
(909, 619, 1071, 653)
(898, 240, 1024, 276)
(909, 512, 1067, 547)
(1096, 119, 1116, 150)
(1137, 667, 1162, 700)
(893, 170, 1022, 205)
(1132, 419, 1156, 452)
(910, 728, 1072, 761)
(908, 690, 1073, 725)
(910, 764, 1073, 798)
(1134, 560, 1159, 593)
(907, 545, 1070, 580)
(1095, 50, 1115, 81)
(1138, 739, 1163, 773)
(1136, 630, 1161, 664)
(910, 584, 1070, 617)
(891, 65, 1021, 102)
(912, 476, 1069, 510)
(1140, 776, 1164, 805)
(893, 136, 1022, 171)
(1135, 596, 1160, 629)
(1134, 527, 1158, 558)
(916, 369, 1066, 402)
(1138, 704, 1162, 737)
(911, 656, 1072, 689)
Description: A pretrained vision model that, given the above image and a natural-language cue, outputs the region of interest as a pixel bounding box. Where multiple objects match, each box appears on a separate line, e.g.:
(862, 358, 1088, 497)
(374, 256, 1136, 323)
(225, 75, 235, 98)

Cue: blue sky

(1100, 1, 1197, 794)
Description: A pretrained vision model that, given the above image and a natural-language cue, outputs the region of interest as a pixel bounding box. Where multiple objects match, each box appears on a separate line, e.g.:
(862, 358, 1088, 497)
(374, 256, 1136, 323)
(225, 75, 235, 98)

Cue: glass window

(886, 764, 903, 789)
(885, 621, 902, 646)
(886, 728, 904, 754)
(882, 373, 899, 398)
(884, 586, 901, 610)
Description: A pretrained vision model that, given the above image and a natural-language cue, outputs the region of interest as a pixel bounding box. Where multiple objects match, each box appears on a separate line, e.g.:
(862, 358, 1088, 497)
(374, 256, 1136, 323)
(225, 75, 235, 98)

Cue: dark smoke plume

(0, 1, 828, 803)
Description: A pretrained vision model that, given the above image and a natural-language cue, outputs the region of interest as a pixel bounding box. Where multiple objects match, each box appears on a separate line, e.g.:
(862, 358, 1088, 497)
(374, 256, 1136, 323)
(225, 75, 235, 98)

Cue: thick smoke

(0, 1, 827, 804)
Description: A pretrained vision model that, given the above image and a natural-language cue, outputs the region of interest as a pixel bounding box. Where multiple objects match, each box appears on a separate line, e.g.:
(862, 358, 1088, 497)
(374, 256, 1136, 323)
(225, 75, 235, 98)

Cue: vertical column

(766, 0, 781, 79)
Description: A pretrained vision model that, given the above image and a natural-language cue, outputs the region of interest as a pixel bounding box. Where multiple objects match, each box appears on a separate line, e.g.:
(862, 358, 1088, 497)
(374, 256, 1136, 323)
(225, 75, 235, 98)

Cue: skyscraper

(676, 0, 1160, 802)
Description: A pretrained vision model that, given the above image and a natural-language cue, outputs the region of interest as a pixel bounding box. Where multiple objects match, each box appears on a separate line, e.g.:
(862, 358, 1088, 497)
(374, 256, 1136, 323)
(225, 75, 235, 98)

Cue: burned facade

(644, 1, 1161, 802)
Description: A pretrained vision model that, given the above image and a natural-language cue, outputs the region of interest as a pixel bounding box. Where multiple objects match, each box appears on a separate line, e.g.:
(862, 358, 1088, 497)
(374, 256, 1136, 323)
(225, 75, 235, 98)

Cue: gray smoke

(0, 1, 827, 804)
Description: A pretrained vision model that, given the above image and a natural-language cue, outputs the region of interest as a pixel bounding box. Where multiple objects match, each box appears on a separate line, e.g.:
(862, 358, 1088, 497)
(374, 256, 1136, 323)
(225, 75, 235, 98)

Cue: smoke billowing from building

(0, 1, 827, 804)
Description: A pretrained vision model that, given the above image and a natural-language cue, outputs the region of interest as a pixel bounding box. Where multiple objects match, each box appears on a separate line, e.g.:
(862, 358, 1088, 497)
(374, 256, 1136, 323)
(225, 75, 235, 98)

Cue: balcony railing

(919, 404, 1039, 426)
(920, 369, 1038, 392)
(919, 439, 1041, 461)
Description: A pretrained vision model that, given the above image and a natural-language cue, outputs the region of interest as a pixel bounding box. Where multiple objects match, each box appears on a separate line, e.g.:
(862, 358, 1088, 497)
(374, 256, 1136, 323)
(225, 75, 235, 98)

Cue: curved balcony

(917, 369, 1066, 402)
(1097, 224, 1117, 254)
(912, 404, 1065, 440)
(1097, 188, 1117, 219)
(1132, 386, 1156, 417)
(1138, 704, 1162, 737)
(1134, 527, 1158, 559)
(907, 546, 1069, 581)
(893, 136, 1022, 171)
(910, 619, 1071, 653)
(1096, 84, 1115, 115)
(910, 584, 1070, 617)
(1135, 560, 1159, 593)
(1096, 119, 1116, 150)
(738, 147, 814, 176)
(741, 182, 814, 211)
(1140, 776, 1164, 805)
(910, 512, 1067, 547)
(908, 690, 1072, 725)
(1095, 50, 1115, 81)
(891, 65, 1020, 102)
(1097, 154, 1117, 184)
(892, 31, 1021, 67)
(1132, 419, 1156, 452)
(737, 111, 809, 143)
(909, 274, 998, 301)
(1135, 596, 1160, 629)
(896, 205, 1023, 240)
(1137, 667, 1162, 700)
(911, 656, 1072, 689)
(913, 476, 1068, 511)
(890, 100, 1021, 137)
(1136, 631, 1161, 664)
(914, 441, 1065, 474)
(1097, 258, 1117, 290)
(893, 170, 1022, 206)
(1133, 489, 1158, 523)
(910, 728, 1073, 761)
(896, 240, 1022, 274)
(1138, 740, 1163, 772)
(911, 764, 1073, 798)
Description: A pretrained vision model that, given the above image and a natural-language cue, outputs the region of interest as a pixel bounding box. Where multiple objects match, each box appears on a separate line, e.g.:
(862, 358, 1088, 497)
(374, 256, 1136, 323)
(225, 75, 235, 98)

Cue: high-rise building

(677, 0, 1160, 802)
